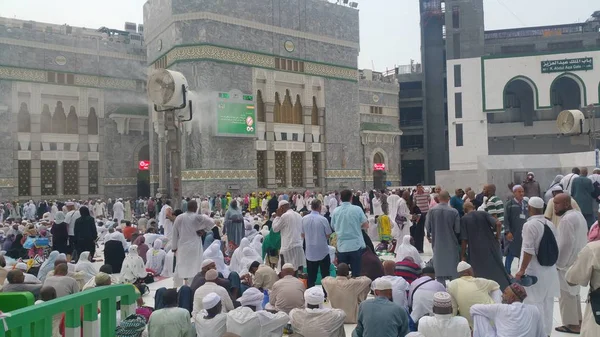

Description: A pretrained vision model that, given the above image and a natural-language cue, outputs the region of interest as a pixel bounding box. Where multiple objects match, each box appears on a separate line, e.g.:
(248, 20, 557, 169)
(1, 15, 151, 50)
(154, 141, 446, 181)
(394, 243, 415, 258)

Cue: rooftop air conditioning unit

(124, 22, 137, 32)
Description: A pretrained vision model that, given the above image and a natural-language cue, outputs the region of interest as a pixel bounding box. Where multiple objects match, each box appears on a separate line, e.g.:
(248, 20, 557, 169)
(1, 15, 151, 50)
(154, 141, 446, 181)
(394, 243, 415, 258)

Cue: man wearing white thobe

(227, 288, 289, 337)
(272, 200, 306, 270)
(113, 199, 125, 225)
(159, 201, 174, 240)
(418, 292, 471, 337)
(26, 201, 36, 220)
(328, 193, 338, 213)
(172, 200, 214, 282)
(515, 197, 559, 337)
(560, 168, 580, 195)
(554, 194, 588, 334)
(470, 283, 545, 337)
(93, 199, 106, 218)
(387, 191, 402, 222)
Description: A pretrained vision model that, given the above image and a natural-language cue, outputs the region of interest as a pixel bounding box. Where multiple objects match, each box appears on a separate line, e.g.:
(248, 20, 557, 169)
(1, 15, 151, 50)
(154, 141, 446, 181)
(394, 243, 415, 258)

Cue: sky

(0, 0, 597, 71)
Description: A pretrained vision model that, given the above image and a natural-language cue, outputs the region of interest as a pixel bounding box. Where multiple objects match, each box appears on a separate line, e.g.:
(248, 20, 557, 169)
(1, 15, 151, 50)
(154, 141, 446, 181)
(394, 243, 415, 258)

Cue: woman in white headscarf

(239, 247, 262, 274)
(120, 245, 147, 283)
(38, 250, 59, 282)
(250, 234, 263, 259)
(229, 238, 251, 274)
(544, 174, 564, 203)
(395, 235, 425, 267)
(75, 251, 97, 284)
(145, 239, 166, 275)
(203, 240, 230, 278)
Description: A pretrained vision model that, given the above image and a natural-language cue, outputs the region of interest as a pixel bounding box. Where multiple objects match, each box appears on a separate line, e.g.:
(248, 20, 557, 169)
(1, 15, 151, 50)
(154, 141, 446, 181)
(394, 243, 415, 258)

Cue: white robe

(226, 307, 289, 337)
(556, 209, 588, 296)
(159, 205, 174, 240)
(471, 302, 545, 337)
(195, 312, 227, 337)
(377, 275, 409, 309)
(203, 240, 231, 278)
(372, 197, 383, 216)
(146, 240, 166, 275)
(171, 211, 214, 279)
(120, 245, 147, 283)
(229, 238, 251, 274)
(367, 216, 379, 242)
(74, 251, 97, 284)
(387, 194, 402, 221)
(251, 235, 263, 259)
(113, 201, 124, 224)
(418, 314, 471, 337)
(93, 202, 105, 217)
(394, 235, 423, 267)
(272, 209, 306, 270)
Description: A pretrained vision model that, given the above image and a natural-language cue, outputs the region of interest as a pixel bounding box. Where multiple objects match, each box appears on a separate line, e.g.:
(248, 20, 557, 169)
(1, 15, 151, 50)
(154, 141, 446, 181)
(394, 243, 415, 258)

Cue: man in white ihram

(272, 200, 306, 271)
(159, 200, 175, 240)
(171, 200, 215, 286)
(514, 196, 559, 337)
(112, 198, 125, 225)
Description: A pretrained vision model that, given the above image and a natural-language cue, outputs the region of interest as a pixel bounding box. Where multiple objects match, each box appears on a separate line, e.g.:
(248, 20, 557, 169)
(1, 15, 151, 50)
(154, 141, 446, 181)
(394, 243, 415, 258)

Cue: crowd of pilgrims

(0, 172, 600, 337)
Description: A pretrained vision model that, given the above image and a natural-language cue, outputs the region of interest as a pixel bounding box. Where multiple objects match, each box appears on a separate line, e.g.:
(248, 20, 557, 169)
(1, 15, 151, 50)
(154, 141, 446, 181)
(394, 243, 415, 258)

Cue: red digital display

(373, 163, 386, 171)
(139, 160, 150, 171)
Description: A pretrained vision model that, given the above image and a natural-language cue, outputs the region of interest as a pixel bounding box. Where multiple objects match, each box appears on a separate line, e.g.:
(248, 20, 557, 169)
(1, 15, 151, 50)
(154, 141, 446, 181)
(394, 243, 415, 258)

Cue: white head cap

(278, 200, 289, 208)
(457, 261, 472, 273)
(201, 259, 215, 269)
(372, 278, 393, 291)
(202, 292, 221, 310)
(528, 196, 544, 209)
(238, 287, 264, 309)
(282, 263, 294, 270)
(304, 286, 325, 307)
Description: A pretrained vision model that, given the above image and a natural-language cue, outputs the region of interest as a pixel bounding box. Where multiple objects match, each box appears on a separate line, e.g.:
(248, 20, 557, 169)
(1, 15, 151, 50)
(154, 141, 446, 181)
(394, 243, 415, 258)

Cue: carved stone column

(303, 106, 315, 188)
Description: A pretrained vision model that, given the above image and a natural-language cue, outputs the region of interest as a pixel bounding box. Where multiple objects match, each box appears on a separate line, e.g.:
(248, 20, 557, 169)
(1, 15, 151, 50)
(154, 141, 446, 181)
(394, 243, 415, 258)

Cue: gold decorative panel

(181, 170, 257, 181)
(256, 151, 266, 188)
(275, 152, 287, 188)
(63, 161, 79, 195)
(291, 152, 304, 187)
(105, 177, 137, 186)
(18, 160, 31, 196)
(325, 170, 362, 179)
(89, 161, 99, 194)
(41, 161, 57, 196)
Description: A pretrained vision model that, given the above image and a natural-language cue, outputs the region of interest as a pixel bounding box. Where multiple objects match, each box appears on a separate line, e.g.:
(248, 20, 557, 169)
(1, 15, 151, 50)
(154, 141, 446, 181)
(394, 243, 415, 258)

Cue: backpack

(537, 220, 559, 267)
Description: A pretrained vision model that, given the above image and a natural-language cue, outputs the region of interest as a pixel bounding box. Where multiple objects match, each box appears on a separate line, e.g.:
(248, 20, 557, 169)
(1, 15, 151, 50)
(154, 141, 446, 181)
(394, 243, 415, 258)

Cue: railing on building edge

(0, 284, 139, 337)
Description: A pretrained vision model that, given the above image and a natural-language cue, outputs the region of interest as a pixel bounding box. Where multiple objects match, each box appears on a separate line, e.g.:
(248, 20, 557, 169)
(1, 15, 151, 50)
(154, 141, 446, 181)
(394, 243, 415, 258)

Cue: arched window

(374, 152, 385, 164)
(311, 96, 319, 126)
(293, 94, 302, 124)
(40, 104, 51, 133)
(256, 90, 265, 122)
(67, 106, 78, 134)
(51, 101, 66, 133)
(88, 107, 98, 135)
(551, 76, 582, 110)
(274, 92, 282, 123)
(499, 79, 536, 126)
(17, 103, 30, 132)
(281, 90, 293, 124)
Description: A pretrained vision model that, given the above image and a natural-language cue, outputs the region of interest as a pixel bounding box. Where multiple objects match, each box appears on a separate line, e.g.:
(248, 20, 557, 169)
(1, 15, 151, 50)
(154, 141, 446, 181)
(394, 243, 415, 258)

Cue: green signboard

(541, 57, 593, 73)
(216, 91, 256, 137)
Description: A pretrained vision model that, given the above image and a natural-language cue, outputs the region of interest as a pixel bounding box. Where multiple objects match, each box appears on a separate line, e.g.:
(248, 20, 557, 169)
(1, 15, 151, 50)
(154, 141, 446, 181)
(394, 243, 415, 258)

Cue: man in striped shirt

(484, 184, 504, 235)
(412, 184, 431, 253)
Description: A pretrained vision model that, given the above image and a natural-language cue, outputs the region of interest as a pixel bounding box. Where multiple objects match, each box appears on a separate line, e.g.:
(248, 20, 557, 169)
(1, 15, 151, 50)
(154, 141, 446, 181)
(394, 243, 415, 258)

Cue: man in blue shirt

(302, 199, 332, 289)
(331, 189, 368, 277)
(353, 278, 410, 337)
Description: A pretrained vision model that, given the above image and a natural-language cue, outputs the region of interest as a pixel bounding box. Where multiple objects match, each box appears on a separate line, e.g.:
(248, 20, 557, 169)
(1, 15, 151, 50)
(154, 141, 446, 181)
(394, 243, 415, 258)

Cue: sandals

(555, 326, 580, 334)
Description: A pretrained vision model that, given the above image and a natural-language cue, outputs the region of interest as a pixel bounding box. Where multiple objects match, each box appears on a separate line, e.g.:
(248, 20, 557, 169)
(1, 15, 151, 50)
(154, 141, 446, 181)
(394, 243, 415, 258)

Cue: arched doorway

(137, 144, 151, 198)
(373, 152, 387, 191)
(551, 76, 582, 110)
(500, 78, 536, 125)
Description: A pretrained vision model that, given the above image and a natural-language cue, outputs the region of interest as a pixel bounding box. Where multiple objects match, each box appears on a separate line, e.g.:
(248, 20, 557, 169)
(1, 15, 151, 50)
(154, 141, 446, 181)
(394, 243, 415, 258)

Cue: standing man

(560, 167, 580, 196)
(172, 200, 215, 285)
(553, 193, 588, 334)
(522, 172, 542, 198)
(272, 200, 305, 271)
(425, 191, 461, 284)
(328, 192, 339, 214)
(484, 184, 504, 236)
(302, 199, 332, 289)
(159, 200, 174, 239)
(64, 201, 80, 260)
(93, 199, 105, 218)
(571, 167, 595, 228)
(331, 190, 368, 277)
(412, 184, 431, 253)
(113, 198, 124, 225)
(503, 185, 528, 276)
(460, 202, 510, 290)
(515, 197, 559, 337)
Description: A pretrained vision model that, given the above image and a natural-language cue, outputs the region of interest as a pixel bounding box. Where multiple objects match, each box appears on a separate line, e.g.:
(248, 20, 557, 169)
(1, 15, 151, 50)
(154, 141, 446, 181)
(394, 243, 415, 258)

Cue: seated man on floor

(321, 262, 372, 324)
(195, 292, 227, 337)
(42, 263, 79, 298)
(248, 261, 278, 291)
(227, 287, 289, 337)
(0, 269, 42, 297)
(192, 269, 235, 319)
(191, 258, 245, 300)
(148, 288, 194, 337)
(268, 263, 305, 314)
(290, 286, 346, 337)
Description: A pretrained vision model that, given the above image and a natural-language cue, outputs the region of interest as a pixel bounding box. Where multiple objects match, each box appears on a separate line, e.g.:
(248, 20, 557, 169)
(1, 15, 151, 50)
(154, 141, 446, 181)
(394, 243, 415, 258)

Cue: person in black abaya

(74, 206, 98, 261)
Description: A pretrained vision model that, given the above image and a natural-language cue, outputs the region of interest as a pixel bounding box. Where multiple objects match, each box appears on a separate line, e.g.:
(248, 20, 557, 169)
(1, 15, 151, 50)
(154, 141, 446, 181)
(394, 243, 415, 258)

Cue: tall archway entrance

(137, 145, 151, 198)
(373, 152, 387, 191)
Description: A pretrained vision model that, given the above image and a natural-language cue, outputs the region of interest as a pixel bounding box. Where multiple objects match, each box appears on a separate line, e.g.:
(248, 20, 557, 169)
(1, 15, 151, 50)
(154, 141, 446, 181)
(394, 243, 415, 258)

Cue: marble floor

(99, 240, 587, 336)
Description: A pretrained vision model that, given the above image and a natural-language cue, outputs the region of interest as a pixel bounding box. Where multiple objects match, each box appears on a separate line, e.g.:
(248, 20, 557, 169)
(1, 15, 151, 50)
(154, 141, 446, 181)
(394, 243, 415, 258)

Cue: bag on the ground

(115, 314, 146, 337)
(589, 287, 600, 325)
(537, 221, 559, 267)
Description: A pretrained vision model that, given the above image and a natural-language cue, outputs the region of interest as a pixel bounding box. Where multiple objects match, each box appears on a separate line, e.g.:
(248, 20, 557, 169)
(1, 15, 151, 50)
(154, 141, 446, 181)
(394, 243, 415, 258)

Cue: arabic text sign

(138, 160, 150, 171)
(373, 163, 386, 171)
(541, 57, 593, 73)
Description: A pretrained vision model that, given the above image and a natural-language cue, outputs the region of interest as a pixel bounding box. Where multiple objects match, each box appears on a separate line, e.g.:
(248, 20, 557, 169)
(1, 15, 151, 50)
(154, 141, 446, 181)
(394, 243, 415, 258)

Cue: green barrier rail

(0, 284, 139, 337)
